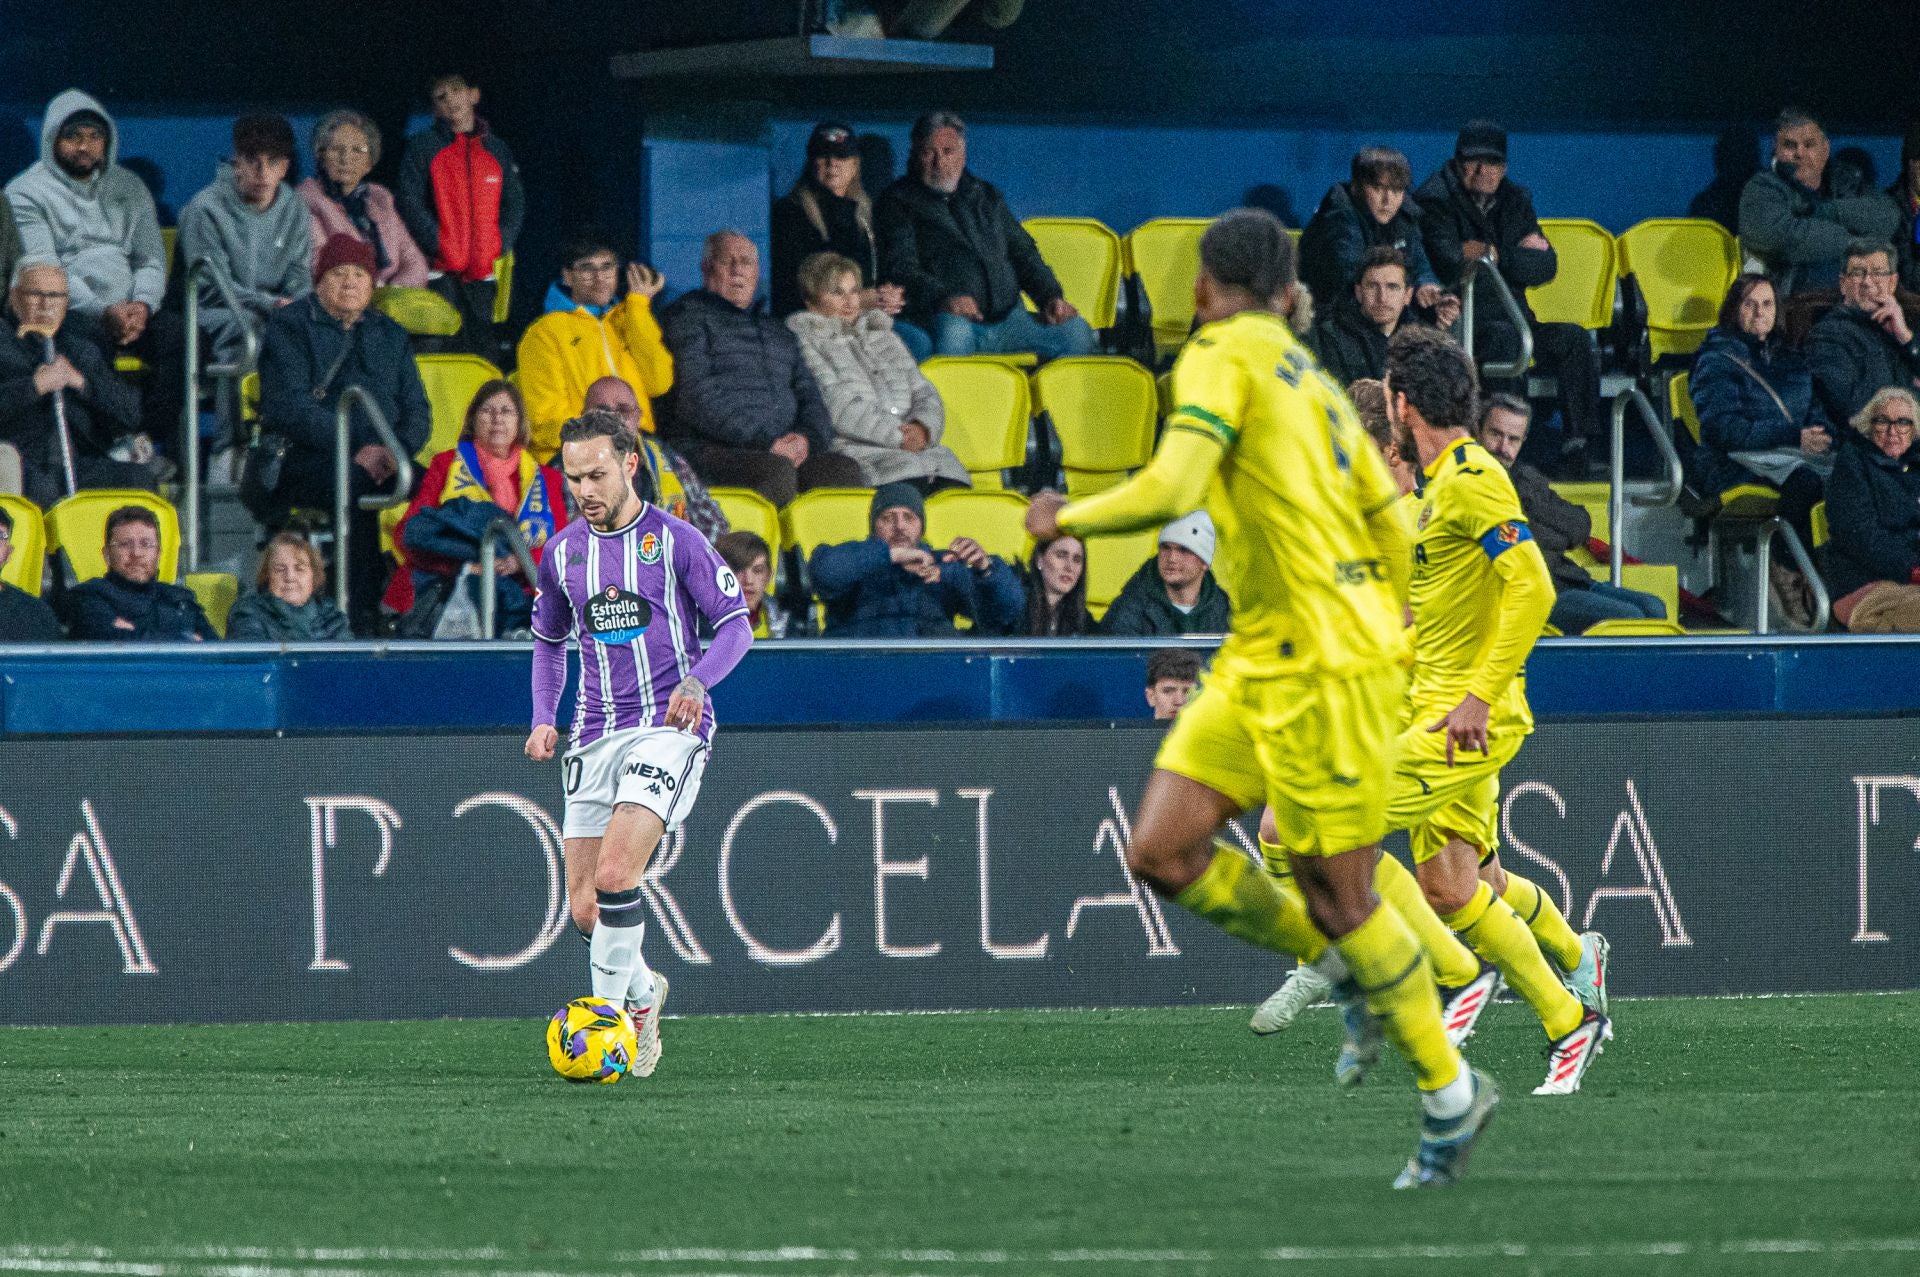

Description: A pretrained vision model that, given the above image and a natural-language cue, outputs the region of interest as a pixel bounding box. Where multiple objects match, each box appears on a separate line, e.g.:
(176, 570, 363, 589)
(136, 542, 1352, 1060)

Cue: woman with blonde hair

(1825, 385, 1920, 631)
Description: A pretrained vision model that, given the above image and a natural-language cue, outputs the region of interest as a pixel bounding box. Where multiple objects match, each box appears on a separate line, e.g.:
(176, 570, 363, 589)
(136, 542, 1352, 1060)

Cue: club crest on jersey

(1496, 522, 1521, 545)
(1417, 503, 1434, 530)
(638, 532, 663, 565)
(584, 585, 652, 644)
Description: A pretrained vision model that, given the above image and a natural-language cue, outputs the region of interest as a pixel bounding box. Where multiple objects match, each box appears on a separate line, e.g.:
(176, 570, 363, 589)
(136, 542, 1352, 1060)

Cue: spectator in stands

(771, 123, 931, 362)
(715, 529, 789, 639)
(1024, 534, 1089, 636)
(0, 503, 62, 641)
(1299, 147, 1458, 329)
(297, 110, 429, 290)
(659, 230, 861, 506)
(1692, 273, 1831, 550)
(1416, 121, 1601, 478)
(0, 261, 156, 505)
(808, 481, 1023, 636)
(1144, 647, 1201, 721)
(258, 235, 431, 632)
(397, 73, 525, 356)
(64, 505, 216, 641)
(1309, 247, 1421, 386)
(788, 251, 970, 493)
(1477, 393, 1666, 634)
(226, 530, 351, 640)
(1349, 377, 1417, 495)
(1739, 108, 1900, 297)
(582, 376, 726, 541)
(875, 112, 1097, 361)
(1809, 240, 1920, 428)
(518, 235, 674, 461)
(6, 91, 184, 441)
(1825, 386, 1920, 631)
(178, 114, 313, 366)
(1099, 511, 1231, 637)
(384, 379, 565, 631)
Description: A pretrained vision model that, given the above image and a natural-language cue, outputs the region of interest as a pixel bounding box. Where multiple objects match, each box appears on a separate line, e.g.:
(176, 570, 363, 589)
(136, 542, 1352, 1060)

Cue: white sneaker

(626, 974, 668, 1078)
(1439, 965, 1502, 1048)
(1250, 964, 1332, 1034)
(1565, 931, 1610, 1016)
(1531, 1009, 1611, 1096)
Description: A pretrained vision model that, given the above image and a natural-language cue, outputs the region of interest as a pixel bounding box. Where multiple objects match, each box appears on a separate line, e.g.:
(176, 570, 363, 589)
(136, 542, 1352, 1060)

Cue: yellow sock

(1444, 881, 1584, 1039)
(1500, 871, 1583, 972)
(1174, 841, 1328, 962)
(1332, 904, 1462, 1092)
(1374, 854, 1481, 989)
(1257, 836, 1291, 879)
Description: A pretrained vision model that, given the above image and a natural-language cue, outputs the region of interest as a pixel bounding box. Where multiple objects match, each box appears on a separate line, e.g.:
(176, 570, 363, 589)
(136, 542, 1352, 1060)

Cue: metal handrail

(332, 386, 416, 616)
(1460, 262, 1534, 380)
(477, 517, 538, 638)
(1752, 517, 1831, 635)
(1606, 387, 1685, 586)
(180, 257, 262, 571)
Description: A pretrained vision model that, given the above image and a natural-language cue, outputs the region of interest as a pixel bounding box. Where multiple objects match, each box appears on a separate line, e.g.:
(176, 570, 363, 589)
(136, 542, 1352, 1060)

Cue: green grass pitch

(1, 994, 1916, 1277)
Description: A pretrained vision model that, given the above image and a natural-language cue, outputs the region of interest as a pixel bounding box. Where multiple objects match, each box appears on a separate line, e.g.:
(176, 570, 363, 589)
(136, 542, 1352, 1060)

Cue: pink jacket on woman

(296, 177, 429, 288)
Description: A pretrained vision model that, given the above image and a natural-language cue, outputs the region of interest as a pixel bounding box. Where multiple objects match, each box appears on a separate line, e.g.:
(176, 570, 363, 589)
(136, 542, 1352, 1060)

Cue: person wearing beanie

(178, 113, 313, 365)
(257, 233, 431, 632)
(805, 479, 1024, 636)
(1889, 123, 1920, 295)
(1097, 509, 1232, 637)
(1415, 120, 1603, 479)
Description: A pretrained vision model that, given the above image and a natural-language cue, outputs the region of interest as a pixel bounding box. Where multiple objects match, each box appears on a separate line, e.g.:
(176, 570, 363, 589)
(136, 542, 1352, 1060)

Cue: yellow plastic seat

(1021, 217, 1123, 329)
(46, 489, 181, 583)
(240, 370, 262, 425)
(1531, 219, 1617, 331)
(374, 286, 462, 337)
(1126, 217, 1212, 357)
(414, 353, 506, 462)
(1581, 617, 1688, 637)
(920, 357, 1031, 490)
(925, 488, 1031, 567)
(782, 486, 878, 628)
(1032, 356, 1158, 498)
(0, 494, 48, 595)
(492, 251, 514, 326)
(709, 486, 781, 554)
(1670, 371, 1703, 444)
(1618, 218, 1740, 361)
(1083, 525, 1161, 621)
(161, 226, 177, 276)
(1811, 500, 1829, 549)
(1580, 561, 1681, 624)
(183, 571, 239, 637)
(1673, 371, 1781, 517)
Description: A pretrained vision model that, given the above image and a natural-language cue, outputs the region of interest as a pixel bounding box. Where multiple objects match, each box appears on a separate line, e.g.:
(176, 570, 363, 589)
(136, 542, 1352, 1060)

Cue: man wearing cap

(806, 481, 1024, 637)
(1416, 121, 1602, 479)
(258, 233, 431, 631)
(178, 114, 314, 367)
(7, 90, 185, 440)
(1098, 511, 1232, 637)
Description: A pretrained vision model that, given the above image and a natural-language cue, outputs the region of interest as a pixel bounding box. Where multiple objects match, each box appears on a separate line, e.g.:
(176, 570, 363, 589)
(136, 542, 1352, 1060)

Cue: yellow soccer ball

(545, 997, 639, 1084)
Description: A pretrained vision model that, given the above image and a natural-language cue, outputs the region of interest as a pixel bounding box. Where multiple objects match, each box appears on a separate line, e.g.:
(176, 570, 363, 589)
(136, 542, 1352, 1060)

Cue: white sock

(623, 919, 657, 1009)
(589, 888, 645, 1002)
(1422, 1066, 1475, 1122)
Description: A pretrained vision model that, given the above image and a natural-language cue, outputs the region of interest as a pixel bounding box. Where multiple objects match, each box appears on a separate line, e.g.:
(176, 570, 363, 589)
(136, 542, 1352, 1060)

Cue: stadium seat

(1021, 217, 1123, 330)
(782, 487, 876, 566)
(1618, 218, 1740, 361)
(161, 227, 177, 276)
(492, 252, 514, 326)
(0, 494, 47, 595)
(920, 357, 1031, 490)
(46, 489, 181, 583)
(1579, 561, 1681, 625)
(710, 486, 781, 554)
(1125, 217, 1211, 357)
(1582, 617, 1688, 637)
(240, 370, 261, 426)
(183, 571, 240, 637)
(1083, 525, 1160, 620)
(1531, 219, 1617, 331)
(925, 489, 1031, 567)
(1032, 356, 1158, 497)
(375, 286, 462, 338)
(414, 353, 505, 462)
(1672, 371, 1779, 518)
(1811, 500, 1829, 549)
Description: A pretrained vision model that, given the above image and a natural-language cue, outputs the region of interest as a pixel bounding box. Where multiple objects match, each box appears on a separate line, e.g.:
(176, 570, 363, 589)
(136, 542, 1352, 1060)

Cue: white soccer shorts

(561, 725, 710, 840)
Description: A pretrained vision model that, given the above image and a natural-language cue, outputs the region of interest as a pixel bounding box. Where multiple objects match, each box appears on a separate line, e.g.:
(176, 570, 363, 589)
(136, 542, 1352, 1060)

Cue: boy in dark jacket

(808, 482, 1024, 637)
(63, 505, 217, 641)
(1098, 511, 1232, 637)
(1299, 146, 1457, 329)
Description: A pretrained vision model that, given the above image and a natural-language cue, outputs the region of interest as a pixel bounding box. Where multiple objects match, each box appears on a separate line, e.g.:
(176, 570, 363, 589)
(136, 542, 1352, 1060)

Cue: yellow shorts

(1156, 662, 1406, 859)
(1384, 712, 1528, 864)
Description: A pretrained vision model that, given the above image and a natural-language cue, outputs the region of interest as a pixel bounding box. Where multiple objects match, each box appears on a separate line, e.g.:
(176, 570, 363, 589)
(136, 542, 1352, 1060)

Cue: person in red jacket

(397, 72, 525, 357)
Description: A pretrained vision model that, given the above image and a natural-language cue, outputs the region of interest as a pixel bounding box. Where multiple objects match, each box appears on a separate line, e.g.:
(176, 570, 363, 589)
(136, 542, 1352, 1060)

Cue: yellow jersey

(1408, 438, 1537, 726)
(1159, 310, 1407, 683)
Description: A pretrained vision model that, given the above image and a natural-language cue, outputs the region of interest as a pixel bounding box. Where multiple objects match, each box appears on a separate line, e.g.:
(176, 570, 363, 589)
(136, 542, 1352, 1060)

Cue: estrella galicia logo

(584, 585, 651, 644)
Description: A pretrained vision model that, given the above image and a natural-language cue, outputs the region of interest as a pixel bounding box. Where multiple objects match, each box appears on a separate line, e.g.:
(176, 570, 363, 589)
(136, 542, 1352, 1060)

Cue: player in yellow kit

(1026, 210, 1497, 1189)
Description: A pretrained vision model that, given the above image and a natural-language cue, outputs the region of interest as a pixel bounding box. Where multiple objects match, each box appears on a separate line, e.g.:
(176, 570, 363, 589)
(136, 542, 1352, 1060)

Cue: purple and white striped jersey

(531, 505, 749, 747)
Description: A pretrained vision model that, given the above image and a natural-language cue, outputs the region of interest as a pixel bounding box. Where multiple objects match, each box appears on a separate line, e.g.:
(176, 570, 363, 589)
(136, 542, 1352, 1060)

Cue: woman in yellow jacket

(515, 234, 674, 458)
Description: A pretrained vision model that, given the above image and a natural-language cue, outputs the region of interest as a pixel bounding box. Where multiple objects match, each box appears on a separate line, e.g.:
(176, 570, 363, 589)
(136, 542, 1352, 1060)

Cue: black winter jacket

(874, 172, 1062, 326)
(1414, 162, 1557, 329)
(258, 296, 431, 461)
(1098, 560, 1232, 637)
(657, 288, 834, 461)
(0, 320, 139, 482)
(1807, 304, 1920, 428)
(65, 571, 217, 642)
(1308, 308, 1394, 386)
(1298, 181, 1439, 308)
(1508, 460, 1595, 591)
(1824, 439, 1920, 599)
(770, 179, 880, 318)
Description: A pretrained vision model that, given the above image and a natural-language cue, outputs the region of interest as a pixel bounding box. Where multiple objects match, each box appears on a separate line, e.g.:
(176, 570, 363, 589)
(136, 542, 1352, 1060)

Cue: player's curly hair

(1199, 208, 1295, 303)
(558, 409, 638, 458)
(1384, 326, 1478, 431)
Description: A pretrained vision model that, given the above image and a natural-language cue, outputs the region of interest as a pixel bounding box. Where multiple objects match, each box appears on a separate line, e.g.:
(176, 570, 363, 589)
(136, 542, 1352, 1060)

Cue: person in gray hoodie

(177, 114, 312, 366)
(5, 90, 184, 442)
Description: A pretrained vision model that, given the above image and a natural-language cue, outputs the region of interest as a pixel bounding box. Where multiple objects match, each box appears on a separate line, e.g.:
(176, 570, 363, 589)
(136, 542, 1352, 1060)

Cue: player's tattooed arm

(665, 675, 707, 730)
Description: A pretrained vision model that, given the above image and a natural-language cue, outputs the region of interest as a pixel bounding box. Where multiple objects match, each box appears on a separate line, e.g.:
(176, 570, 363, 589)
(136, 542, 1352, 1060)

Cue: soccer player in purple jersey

(524, 410, 754, 1077)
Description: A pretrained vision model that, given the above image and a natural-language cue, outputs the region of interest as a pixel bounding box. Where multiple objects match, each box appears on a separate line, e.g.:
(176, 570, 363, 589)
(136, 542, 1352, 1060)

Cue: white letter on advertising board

(640, 827, 712, 965)
(34, 800, 157, 974)
(859, 788, 943, 958)
(1585, 781, 1690, 946)
(0, 805, 24, 973)
(304, 796, 403, 972)
(1066, 788, 1179, 956)
(1851, 775, 1920, 944)
(718, 790, 841, 966)
(446, 793, 570, 971)
(1501, 781, 1575, 918)
(960, 788, 1048, 959)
